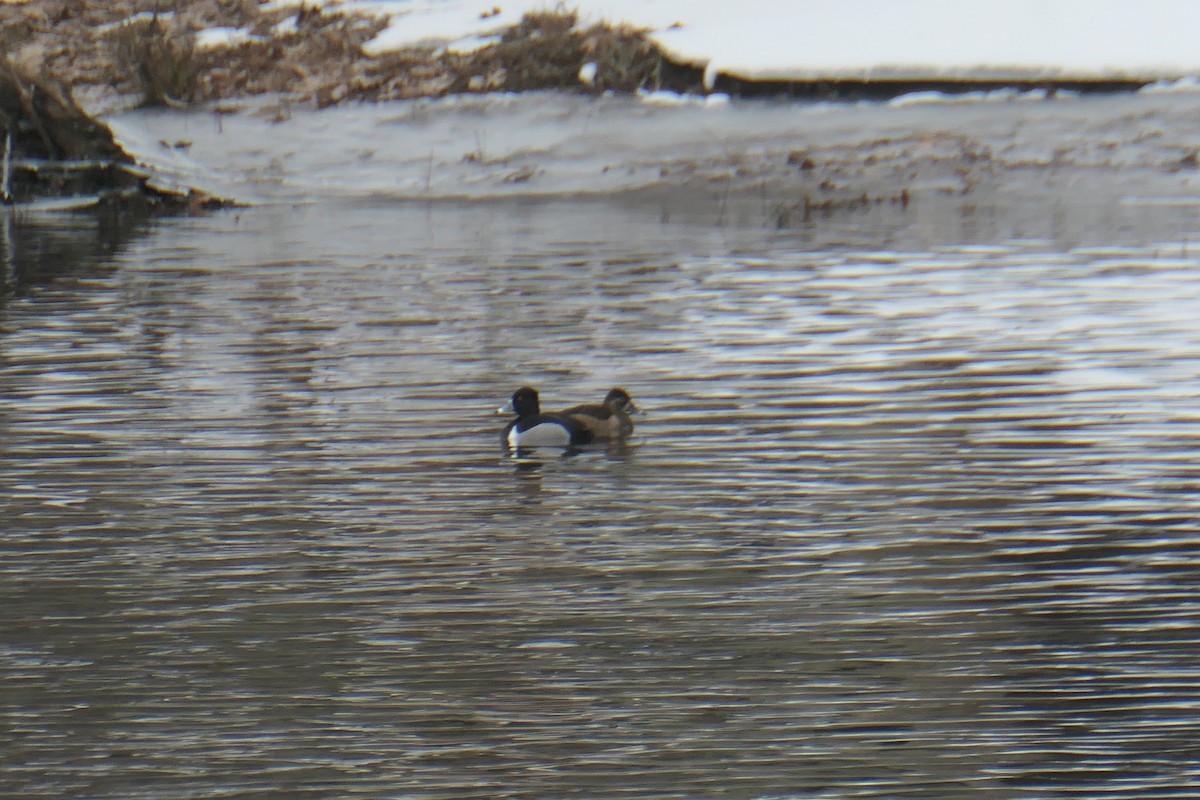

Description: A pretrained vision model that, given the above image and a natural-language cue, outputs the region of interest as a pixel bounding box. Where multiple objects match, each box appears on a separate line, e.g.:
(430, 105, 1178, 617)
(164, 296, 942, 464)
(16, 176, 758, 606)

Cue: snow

(1141, 76, 1200, 94)
(886, 88, 1062, 107)
(95, 10, 175, 34)
(637, 90, 730, 107)
(194, 26, 264, 50)
(260, 0, 1200, 82)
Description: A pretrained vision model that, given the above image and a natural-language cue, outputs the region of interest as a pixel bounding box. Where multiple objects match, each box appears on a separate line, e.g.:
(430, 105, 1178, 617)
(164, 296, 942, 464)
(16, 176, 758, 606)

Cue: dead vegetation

(0, 53, 165, 205)
(462, 9, 666, 94)
(110, 12, 200, 107)
(353, 9, 677, 105)
(0, 1, 692, 111)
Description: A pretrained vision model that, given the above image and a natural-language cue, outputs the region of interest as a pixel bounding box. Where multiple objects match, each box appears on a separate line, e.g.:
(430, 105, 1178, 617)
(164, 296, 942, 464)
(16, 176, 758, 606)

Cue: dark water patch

(0, 210, 151, 298)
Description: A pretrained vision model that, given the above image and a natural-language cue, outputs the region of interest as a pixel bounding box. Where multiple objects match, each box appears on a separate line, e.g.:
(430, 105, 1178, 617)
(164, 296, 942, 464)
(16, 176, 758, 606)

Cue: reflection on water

(3, 196, 1200, 799)
(0, 209, 151, 297)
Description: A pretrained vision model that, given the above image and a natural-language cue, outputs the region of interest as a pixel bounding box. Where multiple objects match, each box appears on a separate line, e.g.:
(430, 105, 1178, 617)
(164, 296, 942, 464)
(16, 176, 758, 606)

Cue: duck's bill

(497, 401, 514, 415)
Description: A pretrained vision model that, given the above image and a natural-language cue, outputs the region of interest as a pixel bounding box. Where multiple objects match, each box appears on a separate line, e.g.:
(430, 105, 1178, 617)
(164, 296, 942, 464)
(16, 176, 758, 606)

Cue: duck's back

(562, 403, 632, 439)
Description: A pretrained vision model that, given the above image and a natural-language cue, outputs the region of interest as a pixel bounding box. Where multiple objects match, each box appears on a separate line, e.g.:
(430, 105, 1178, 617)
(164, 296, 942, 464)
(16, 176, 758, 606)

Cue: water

(3, 193, 1200, 799)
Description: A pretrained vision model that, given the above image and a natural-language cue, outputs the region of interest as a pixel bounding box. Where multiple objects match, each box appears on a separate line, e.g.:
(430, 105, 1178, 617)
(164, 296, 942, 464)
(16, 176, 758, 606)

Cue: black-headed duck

(500, 386, 593, 449)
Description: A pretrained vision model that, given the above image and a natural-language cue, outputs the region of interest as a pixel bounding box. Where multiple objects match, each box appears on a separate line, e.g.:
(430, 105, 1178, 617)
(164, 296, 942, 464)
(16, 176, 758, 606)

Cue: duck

(499, 386, 593, 449)
(560, 387, 639, 440)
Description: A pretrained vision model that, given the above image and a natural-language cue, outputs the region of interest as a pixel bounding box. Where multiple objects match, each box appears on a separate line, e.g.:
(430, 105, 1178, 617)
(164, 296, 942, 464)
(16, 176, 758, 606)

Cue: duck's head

(604, 387, 639, 415)
(500, 386, 541, 417)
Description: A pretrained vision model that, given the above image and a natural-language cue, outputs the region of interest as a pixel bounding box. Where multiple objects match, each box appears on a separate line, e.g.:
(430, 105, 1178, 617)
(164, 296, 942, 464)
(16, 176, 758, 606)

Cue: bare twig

(1, 129, 12, 204)
(12, 79, 55, 159)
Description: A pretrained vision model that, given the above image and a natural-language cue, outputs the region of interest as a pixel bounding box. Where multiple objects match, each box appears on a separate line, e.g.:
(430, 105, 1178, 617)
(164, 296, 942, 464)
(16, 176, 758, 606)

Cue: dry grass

(461, 10, 665, 95)
(110, 12, 199, 107)
(357, 9, 678, 104)
(0, 1, 689, 109)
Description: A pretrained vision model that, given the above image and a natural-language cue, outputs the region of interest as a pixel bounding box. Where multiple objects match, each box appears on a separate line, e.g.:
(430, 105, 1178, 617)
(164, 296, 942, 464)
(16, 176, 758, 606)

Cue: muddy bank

(0, 57, 172, 207)
(104, 87, 1200, 221)
(0, 0, 1165, 208)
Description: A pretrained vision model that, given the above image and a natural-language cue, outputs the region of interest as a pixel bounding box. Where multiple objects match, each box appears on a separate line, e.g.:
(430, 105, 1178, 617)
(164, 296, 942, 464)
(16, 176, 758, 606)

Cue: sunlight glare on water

(2, 196, 1200, 799)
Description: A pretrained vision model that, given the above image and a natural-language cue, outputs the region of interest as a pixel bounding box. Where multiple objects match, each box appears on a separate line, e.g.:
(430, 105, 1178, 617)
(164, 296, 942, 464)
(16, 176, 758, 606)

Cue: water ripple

(3, 200, 1200, 798)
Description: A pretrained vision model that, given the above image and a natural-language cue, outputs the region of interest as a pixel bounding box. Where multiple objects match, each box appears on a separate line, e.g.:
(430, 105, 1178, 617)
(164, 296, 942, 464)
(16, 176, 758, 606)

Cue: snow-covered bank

(9, 0, 1200, 210)
(106, 90, 1200, 211)
(279, 0, 1200, 84)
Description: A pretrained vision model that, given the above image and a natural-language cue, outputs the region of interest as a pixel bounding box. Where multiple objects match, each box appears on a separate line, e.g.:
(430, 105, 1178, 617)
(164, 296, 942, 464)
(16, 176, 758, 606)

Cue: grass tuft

(461, 10, 666, 94)
(110, 12, 199, 107)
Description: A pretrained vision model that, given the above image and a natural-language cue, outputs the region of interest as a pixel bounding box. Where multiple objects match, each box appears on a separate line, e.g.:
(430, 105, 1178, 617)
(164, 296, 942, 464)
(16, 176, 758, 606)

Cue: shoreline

(0, 1, 1189, 209)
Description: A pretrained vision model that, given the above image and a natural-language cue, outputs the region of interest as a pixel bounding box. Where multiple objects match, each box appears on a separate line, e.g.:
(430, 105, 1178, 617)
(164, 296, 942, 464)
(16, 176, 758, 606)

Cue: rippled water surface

(3, 195, 1200, 799)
